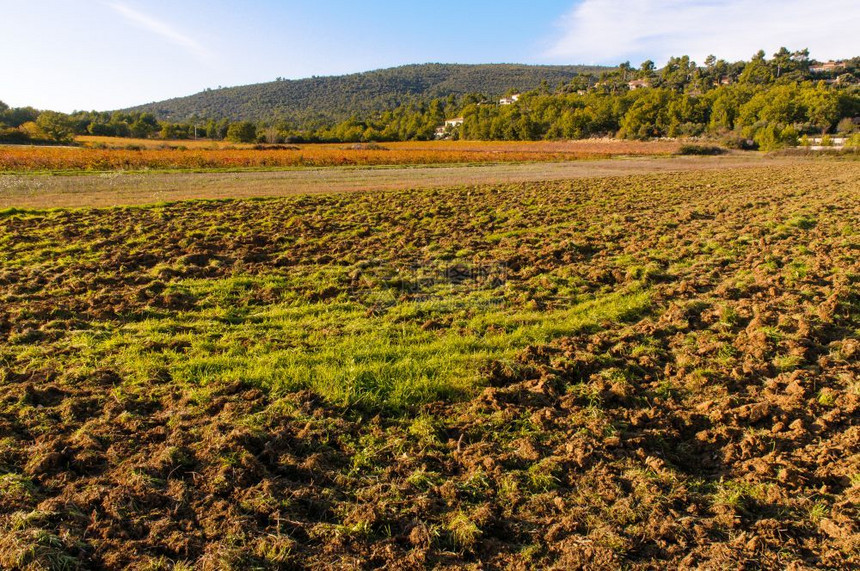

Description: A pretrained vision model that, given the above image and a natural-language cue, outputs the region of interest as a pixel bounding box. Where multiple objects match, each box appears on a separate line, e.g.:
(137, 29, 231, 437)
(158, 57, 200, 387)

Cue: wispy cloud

(106, 1, 211, 62)
(545, 0, 859, 65)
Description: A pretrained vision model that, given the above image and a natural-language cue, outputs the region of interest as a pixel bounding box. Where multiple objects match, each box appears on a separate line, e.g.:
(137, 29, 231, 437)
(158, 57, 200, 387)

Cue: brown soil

(1, 154, 801, 210)
(0, 162, 858, 569)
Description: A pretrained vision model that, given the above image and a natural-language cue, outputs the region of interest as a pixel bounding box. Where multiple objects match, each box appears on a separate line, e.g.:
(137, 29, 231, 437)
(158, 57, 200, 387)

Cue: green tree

(753, 123, 781, 151)
(35, 111, 76, 143)
(226, 121, 257, 143)
(707, 87, 744, 131)
(130, 119, 153, 138)
(618, 89, 675, 139)
(666, 94, 706, 136)
(802, 85, 840, 132)
(206, 119, 230, 140)
(738, 51, 773, 85)
(160, 123, 189, 140)
(659, 56, 696, 92)
(130, 113, 159, 138)
(2, 106, 39, 128)
(837, 117, 856, 134)
(772, 47, 792, 78)
(781, 125, 799, 147)
(639, 60, 655, 76)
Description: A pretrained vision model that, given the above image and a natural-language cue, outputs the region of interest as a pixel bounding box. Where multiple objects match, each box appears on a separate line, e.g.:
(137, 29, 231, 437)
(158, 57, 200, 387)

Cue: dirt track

(0, 155, 809, 209)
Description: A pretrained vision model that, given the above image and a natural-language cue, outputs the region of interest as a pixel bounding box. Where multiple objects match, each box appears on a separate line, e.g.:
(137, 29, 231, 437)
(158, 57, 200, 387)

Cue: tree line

(2, 50, 858, 150)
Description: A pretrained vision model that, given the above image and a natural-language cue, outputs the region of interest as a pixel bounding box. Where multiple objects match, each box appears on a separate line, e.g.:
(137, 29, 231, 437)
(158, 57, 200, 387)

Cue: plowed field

(1, 162, 858, 569)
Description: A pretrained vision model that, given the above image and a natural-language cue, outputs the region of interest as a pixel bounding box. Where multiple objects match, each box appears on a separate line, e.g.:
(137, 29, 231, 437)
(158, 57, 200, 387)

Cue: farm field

(1, 138, 683, 173)
(0, 155, 803, 210)
(0, 162, 859, 569)
(74, 137, 685, 153)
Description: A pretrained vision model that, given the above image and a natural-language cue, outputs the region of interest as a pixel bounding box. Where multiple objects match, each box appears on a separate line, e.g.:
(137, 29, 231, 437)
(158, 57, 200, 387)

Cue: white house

(499, 94, 520, 105)
(627, 79, 650, 90)
(435, 118, 464, 139)
(805, 136, 846, 150)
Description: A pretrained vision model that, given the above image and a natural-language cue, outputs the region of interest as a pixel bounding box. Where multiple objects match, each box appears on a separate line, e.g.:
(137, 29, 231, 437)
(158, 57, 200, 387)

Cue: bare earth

(0, 155, 814, 209)
(1, 163, 858, 569)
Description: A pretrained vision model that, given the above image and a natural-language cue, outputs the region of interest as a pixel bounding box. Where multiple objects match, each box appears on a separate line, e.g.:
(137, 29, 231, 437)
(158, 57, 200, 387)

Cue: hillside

(123, 63, 608, 123)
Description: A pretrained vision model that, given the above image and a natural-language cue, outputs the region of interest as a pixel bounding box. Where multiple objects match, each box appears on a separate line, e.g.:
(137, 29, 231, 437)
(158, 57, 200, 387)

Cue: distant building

(810, 61, 846, 74)
(435, 118, 464, 140)
(718, 75, 733, 86)
(627, 79, 650, 90)
(805, 136, 846, 150)
(499, 94, 520, 105)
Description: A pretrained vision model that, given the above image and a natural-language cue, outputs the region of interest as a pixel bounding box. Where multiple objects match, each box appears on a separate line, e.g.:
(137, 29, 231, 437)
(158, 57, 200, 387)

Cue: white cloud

(106, 1, 212, 63)
(545, 0, 860, 65)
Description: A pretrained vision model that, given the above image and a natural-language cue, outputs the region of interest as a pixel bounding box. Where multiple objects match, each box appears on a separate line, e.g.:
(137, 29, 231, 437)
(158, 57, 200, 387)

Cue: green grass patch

(62, 283, 651, 410)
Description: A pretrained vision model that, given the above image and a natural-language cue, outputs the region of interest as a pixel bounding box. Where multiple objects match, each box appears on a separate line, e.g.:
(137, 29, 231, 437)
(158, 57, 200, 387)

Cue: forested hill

(123, 63, 608, 124)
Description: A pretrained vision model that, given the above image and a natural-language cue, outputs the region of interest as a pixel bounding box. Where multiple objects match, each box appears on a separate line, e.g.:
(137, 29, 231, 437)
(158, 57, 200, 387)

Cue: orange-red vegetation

(0, 139, 681, 172)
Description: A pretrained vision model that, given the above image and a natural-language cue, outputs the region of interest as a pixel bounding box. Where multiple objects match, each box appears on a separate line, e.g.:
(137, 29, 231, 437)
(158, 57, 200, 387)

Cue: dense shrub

(722, 135, 758, 150)
(676, 144, 726, 155)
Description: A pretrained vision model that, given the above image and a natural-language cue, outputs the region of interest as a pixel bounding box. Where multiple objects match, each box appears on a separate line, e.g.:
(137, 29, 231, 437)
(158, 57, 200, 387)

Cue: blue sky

(2, 0, 857, 112)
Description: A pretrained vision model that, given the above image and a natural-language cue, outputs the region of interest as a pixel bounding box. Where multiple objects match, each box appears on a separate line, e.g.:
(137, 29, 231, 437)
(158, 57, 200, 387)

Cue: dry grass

(0, 155, 796, 210)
